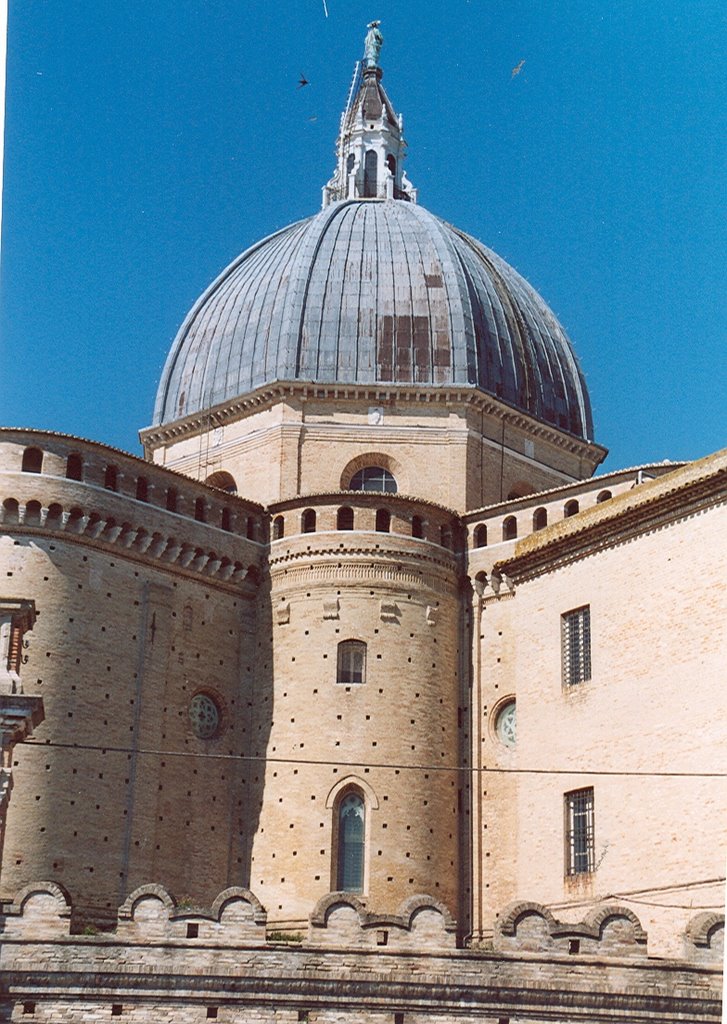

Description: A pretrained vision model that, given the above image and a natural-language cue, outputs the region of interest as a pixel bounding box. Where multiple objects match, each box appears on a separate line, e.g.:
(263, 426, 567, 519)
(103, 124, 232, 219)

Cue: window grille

(337, 640, 366, 684)
(561, 606, 591, 685)
(564, 787, 595, 875)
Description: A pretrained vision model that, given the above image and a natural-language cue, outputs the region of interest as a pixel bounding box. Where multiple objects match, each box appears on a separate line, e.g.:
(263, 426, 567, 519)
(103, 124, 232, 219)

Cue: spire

(322, 23, 417, 208)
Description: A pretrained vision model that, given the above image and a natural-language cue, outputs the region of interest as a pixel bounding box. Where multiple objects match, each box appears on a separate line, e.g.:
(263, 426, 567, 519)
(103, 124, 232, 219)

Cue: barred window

(337, 640, 366, 685)
(565, 788, 595, 875)
(561, 606, 591, 685)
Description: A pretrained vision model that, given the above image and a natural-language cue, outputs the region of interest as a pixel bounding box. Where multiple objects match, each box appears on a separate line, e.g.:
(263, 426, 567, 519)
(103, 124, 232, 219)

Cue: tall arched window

(272, 515, 285, 540)
(363, 149, 378, 198)
(533, 507, 548, 531)
(136, 477, 148, 502)
(302, 508, 316, 533)
(503, 516, 517, 541)
(104, 465, 118, 491)
(349, 467, 397, 493)
(473, 524, 487, 548)
(66, 453, 83, 481)
(411, 515, 424, 539)
(337, 506, 354, 530)
(166, 487, 178, 512)
(195, 498, 206, 523)
(337, 792, 365, 892)
(21, 448, 43, 474)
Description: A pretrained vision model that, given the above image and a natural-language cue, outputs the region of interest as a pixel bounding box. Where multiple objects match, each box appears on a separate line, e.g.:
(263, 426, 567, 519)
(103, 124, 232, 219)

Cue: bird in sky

(511, 59, 525, 78)
(298, 74, 310, 89)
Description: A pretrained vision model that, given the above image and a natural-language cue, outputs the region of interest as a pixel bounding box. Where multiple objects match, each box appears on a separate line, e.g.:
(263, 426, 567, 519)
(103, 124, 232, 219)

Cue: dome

(154, 200, 593, 439)
(154, 33, 594, 442)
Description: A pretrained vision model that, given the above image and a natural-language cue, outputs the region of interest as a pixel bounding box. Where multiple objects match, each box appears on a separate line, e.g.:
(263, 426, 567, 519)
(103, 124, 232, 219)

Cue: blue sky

(1, 1, 724, 471)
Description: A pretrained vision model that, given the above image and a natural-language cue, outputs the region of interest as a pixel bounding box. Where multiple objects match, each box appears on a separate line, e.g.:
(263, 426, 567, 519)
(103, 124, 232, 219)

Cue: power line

(21, 739, 726, 779)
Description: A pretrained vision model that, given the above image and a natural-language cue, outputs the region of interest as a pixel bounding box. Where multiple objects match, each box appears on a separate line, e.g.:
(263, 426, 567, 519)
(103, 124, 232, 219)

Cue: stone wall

(0, 882, 721, 1023)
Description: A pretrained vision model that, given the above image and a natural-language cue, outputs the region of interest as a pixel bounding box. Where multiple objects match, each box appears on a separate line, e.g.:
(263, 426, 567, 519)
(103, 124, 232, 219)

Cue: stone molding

(1, 485, 262, 594)
(140, 380, 607, 464)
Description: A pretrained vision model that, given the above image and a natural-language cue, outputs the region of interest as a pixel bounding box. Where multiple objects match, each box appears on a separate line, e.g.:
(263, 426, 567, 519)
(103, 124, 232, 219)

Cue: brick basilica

(0, 24, 723, 1024)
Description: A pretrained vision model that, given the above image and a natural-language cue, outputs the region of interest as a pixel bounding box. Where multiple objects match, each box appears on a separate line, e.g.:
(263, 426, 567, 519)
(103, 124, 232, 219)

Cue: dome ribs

(154, 200, 594, 442)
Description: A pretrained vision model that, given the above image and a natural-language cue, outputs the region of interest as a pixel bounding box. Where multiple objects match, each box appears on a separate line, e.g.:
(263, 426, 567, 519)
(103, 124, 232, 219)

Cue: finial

(363, 20, 383, 69)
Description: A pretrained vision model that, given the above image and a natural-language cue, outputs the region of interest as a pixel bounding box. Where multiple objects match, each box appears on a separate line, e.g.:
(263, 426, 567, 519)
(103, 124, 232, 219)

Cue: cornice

(497, 464, 726, 583)
(140, 380, 606, 463)
(1, 497, 262, 596)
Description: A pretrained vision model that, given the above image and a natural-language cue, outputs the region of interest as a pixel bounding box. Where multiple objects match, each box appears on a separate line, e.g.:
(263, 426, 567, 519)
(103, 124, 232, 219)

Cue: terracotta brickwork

(141, 384, 606, 513)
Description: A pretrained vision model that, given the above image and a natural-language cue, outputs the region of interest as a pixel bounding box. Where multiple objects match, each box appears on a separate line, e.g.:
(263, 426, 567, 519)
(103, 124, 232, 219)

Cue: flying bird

(511, 59, 525, 79)
(298, 74, 310, 89)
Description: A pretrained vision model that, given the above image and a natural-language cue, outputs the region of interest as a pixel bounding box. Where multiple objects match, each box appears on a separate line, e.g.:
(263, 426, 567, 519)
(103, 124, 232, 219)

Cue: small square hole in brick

(206, 1008, 218, 1019)
(186, 922, 199, 938)
(376, 929, 389, 946)
(297, 1013, 309, 1023)
(22, 1003, 35, 1016)
(394, 1013, 405, 1024)
(568, 938, 580, 954)
(111, 1005, 123, 1016)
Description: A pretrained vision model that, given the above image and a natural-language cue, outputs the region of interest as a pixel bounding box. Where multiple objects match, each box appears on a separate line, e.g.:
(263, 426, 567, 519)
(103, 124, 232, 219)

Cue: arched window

(363, 149, 378, 198)
(440, 525, 452, 549)
(596, 490, 612, 504)
(411, 515, 424, 539)
(473, 524, 487, 548)
(346, 153, 355, 175)
(375, 508, 390, 533)
(46, 503, 63, 525)
(337, 792, 365, 892)
(302, 509, 316, 533)
(205, 471, 237, 494)
(503, 516, 517, 541)
(246, 516, 256, 540)
(337, 640, 366, 685)
(21, 447, 43, 474)
(2, 498, 19, 523)
(66, 453, 83, 481)
(136, 477, 148, 502)
(564, 499, 579, 518)
(349, 466, 397, 493)
(272, 515, 284, 540)
(25, 500, 42, 525)
(220, 508, 232, 531)
(385, 153, 396, 176)
(337, 506, 354, 530)
(104, 465, 118, 491)
(166, 487, 178, 512)
(533, 507, 548, 531)
(194, 497, 206, 523)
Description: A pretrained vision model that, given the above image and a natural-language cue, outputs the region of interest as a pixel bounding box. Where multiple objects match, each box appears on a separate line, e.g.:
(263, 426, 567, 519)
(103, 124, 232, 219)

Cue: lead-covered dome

(154, 199, 593, 439)
(154, 35, 594, 441)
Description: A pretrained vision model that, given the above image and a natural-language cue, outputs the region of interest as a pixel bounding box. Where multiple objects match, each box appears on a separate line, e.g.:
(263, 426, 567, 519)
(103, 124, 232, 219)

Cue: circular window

(495, 701, 516, 748)
(189, 693, 221, 739)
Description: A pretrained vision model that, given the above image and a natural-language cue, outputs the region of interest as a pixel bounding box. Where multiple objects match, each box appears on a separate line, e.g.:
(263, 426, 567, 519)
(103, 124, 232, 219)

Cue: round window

(189, 693, 221, 739)
(495, 700, 516, 748)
